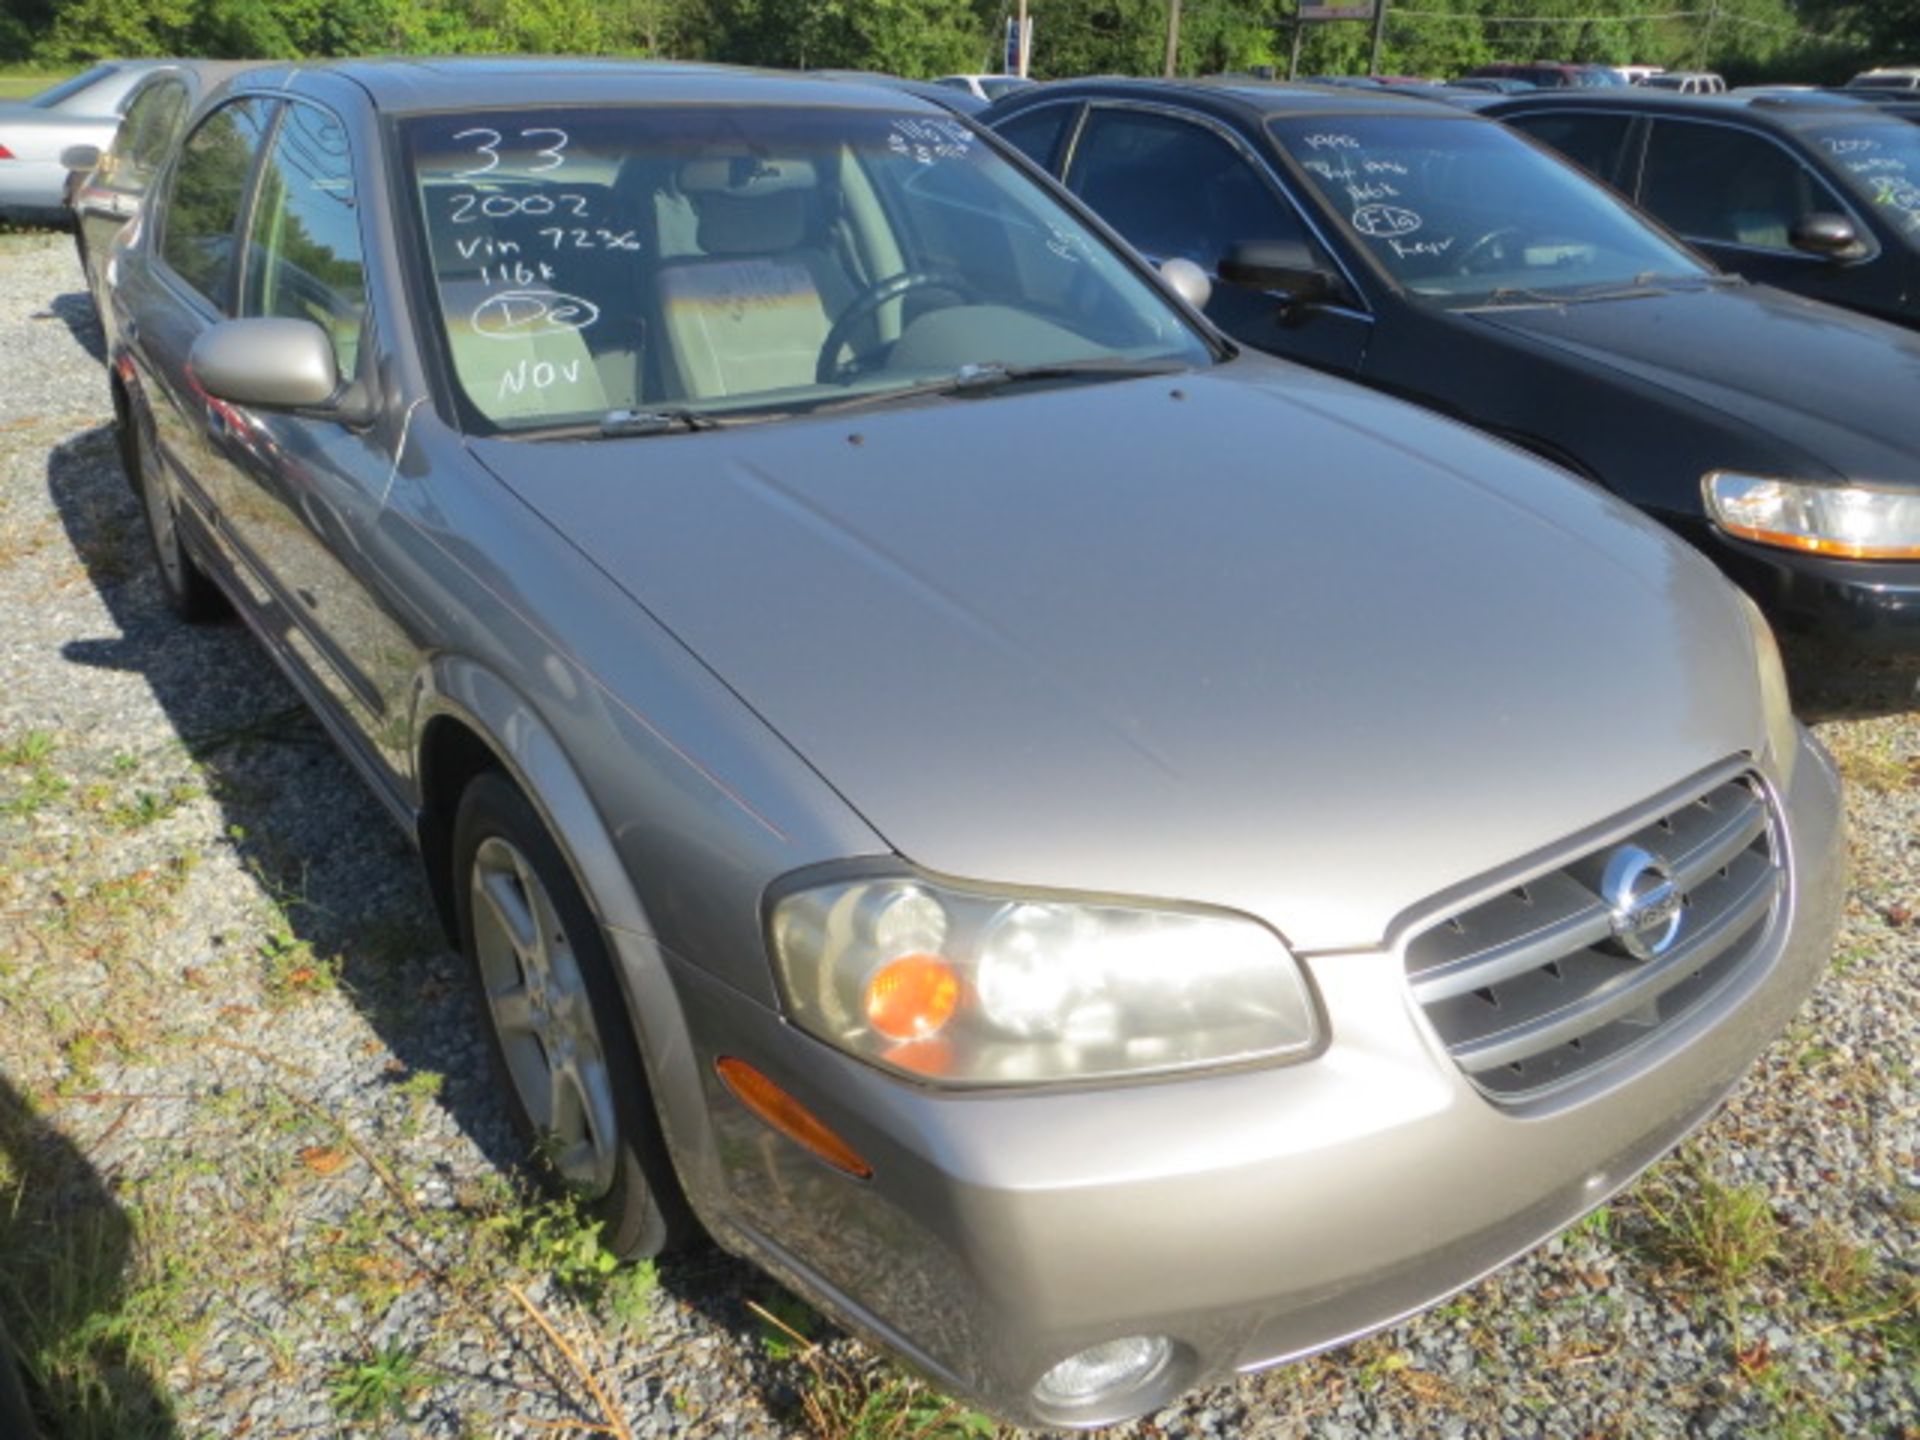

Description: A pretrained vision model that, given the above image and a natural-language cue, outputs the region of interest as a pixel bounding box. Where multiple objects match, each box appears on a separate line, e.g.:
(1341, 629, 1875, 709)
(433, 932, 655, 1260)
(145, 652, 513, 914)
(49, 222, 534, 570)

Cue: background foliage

(0, 0, 1911, 84)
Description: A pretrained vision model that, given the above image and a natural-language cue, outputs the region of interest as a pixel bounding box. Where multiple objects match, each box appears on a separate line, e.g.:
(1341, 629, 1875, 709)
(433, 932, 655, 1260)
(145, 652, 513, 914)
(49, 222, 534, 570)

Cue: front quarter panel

(391, 418, 889, 1001)
(1363, 302, 1835, 520)
(391, 421, 892, 1225)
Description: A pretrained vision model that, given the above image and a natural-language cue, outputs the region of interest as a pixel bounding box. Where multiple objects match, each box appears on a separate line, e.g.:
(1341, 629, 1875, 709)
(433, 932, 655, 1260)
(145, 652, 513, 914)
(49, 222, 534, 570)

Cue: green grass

(1633, 1167, 1780, 1287)
(328, 1339, 428, 1425)
(0, 70, 74, 102)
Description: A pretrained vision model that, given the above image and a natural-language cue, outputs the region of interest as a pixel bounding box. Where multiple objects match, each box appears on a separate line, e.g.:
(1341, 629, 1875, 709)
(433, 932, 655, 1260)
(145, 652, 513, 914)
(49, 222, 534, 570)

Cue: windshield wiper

(598, 407, 726, 437)
(1631, 270, 1745, 288)
(809, 358, 1188, 415)
(1470, 284, 1666, 310)
(1469, 270, 1741, 311)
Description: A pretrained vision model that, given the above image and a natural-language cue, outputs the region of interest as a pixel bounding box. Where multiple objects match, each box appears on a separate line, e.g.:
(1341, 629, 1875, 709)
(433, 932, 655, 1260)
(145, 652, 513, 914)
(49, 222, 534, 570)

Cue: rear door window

(241, 102, 368, 378)
(108, 77, 189, 195)
(1508, 112, 1638, 190)
(1640, 119, 1842, 250)
(995, 104, 1076, 173)
(160, 97, 278, 311)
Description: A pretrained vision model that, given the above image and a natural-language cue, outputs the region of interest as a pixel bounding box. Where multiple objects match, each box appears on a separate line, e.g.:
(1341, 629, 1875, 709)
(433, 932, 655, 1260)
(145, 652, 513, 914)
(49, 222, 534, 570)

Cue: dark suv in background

(1489, 91, 1920, 328)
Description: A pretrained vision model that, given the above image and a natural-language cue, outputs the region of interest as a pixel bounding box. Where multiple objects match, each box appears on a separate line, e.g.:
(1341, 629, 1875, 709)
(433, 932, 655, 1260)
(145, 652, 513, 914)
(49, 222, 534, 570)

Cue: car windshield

(401, 105, 1211, 436)
(1803, 121, 1920, 247)
(1268, 114, 1710, 303)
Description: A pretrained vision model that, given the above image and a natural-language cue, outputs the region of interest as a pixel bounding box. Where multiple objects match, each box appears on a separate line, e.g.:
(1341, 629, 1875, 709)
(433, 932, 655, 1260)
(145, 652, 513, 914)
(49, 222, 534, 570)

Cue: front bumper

(668, 734, 1844, 1427)
(1708, 527, 1920, 661)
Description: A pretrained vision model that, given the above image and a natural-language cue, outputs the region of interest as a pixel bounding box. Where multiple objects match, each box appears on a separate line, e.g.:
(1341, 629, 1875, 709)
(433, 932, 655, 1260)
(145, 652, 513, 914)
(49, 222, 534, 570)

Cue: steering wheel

(815, 270, 967, 384)
(1456, 226, 1526, 276)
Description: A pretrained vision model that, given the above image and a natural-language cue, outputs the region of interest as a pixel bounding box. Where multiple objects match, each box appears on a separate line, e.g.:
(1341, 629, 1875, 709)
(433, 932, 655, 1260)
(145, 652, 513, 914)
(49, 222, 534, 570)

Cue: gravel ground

(0, 229, 1915, 1440)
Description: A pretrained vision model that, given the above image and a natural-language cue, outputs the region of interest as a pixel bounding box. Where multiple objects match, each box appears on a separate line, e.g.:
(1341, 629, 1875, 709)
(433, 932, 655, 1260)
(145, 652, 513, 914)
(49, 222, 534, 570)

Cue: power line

(1390, 5, 1806, 29)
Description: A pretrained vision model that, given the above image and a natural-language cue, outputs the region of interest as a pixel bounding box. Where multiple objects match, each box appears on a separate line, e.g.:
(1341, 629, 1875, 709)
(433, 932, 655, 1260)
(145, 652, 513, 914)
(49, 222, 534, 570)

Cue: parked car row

(58, 55, 1889, 1430)
(1489, 88, 1920, 330)
(988, 78, 1920, 657)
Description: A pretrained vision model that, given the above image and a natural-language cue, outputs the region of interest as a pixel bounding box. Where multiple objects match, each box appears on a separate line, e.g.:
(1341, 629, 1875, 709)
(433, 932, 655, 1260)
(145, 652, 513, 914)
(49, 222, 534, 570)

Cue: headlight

(767, 872, 1318, 1086)
(1704, 472, 1920, 561)
(1736, 590, 1798, 790)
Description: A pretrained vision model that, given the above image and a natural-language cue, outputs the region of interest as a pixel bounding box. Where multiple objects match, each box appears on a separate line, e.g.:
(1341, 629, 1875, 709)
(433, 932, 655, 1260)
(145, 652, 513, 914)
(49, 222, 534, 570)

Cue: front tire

(452, 771, 694, 1257)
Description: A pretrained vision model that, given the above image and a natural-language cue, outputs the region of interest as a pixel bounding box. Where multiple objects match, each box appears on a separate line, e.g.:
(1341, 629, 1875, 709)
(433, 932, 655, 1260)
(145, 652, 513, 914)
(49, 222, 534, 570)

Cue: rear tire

(452, 770, 695, 1257)
(119, 394, 226, 622)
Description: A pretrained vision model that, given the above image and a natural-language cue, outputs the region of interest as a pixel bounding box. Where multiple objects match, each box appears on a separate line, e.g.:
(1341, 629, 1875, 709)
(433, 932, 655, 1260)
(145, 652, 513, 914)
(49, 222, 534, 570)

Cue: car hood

(470, 361, 1764, 951)
(1458, 284, 1920, 483)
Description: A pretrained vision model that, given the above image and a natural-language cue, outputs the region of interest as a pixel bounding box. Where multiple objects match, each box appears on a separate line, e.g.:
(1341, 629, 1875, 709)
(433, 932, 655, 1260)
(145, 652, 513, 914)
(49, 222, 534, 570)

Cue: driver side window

(1066, 109, 1313, 274)
(241, 102, 368, 379)
(1641, 120, 1841, 250)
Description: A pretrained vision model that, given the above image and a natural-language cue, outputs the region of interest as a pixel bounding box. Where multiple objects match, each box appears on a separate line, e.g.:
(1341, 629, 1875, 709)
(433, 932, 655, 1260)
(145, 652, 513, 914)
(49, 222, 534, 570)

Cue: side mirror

(190, 317, 347, 413)
(1218, 240, 1337, 304)
(1789, 212, 1862, 260)
(60, 143, 101, 172)
(1158, 256, 1213, 311)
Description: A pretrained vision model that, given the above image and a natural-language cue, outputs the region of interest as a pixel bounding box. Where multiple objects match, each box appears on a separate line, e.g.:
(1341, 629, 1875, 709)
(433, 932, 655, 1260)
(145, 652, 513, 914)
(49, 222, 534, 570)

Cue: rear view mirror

(190, 318, 345, 413)
(1218, 240, 1337, 304)
(1789, 212, 1862, 261)
(60, 143, 101, 172)
(1158, 257, 1213, 311)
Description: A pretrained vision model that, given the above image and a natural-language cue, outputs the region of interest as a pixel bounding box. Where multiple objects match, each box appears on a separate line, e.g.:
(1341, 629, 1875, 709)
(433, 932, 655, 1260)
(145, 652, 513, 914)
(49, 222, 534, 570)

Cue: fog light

(1033, 1335, 1172, 1409)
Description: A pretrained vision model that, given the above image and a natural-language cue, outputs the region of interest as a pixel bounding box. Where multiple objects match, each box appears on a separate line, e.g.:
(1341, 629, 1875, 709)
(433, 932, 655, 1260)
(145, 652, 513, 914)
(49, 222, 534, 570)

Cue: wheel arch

(412, 655, 725, 1215)
(414, 658, 654, 942)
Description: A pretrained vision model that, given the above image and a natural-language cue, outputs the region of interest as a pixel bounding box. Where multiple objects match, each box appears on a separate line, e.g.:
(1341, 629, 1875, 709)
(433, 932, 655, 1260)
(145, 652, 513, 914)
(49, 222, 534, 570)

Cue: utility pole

(1699, 0, 1719, 69)
(1368, 0, 1388, 76)
(1018, 0, 1030, 77)
(1164, 0, 1182, 78)
(1289, 17, 1305, 80)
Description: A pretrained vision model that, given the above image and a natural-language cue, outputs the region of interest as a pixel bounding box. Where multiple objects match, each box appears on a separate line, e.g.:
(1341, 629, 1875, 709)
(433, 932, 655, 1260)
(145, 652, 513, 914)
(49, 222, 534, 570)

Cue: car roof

(996, 74, 1471, 121)
(130, 59, 262, 92)
(1485, 87, 1917, 133)
(245, 57, 952, 117)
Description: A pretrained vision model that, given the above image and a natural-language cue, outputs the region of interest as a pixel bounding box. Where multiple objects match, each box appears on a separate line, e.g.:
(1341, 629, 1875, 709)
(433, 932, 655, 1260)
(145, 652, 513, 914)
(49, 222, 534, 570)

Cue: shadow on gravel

(0, 1072, 177, 1440)
(39, 291, 104, 367)
(41, 423, 804, 1419)
(43, 422, 528, 1180)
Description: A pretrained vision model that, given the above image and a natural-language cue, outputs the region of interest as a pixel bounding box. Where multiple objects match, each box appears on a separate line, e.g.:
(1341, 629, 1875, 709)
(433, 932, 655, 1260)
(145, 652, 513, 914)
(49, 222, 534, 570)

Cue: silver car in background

(102, 59, 1842, 1428)
(66, 61, 256, 335)
(0, 61, 174, 223)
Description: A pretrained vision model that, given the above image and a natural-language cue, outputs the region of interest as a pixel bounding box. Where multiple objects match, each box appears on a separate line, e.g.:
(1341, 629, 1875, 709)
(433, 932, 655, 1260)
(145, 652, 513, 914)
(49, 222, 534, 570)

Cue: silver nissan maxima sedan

(103, 59, 1842, 1428)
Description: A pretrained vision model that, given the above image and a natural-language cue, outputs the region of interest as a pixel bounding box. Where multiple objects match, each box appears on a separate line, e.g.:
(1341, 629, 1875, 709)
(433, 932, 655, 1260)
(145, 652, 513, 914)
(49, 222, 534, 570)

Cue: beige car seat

(653, 155, 854, 400)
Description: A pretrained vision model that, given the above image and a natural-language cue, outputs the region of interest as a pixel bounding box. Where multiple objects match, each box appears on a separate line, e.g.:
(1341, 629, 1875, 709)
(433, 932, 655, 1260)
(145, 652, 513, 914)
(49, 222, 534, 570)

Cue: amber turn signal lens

(715, 1057, 872, 1179)
(863, 953, 960, 1041)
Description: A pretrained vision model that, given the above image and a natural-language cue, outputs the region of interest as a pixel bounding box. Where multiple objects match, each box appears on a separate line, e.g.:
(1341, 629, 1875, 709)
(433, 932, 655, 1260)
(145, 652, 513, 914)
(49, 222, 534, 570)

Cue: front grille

(1405, 770, 1782, 1103)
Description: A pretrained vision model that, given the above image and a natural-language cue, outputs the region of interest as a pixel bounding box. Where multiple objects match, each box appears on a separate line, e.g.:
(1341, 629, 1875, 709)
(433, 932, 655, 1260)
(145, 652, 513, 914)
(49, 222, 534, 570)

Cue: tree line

(2, 0, 1911, 84)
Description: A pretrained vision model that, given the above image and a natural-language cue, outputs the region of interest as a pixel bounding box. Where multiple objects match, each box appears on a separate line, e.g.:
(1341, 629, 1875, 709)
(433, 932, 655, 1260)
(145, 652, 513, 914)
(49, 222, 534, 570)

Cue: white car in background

(935, 73, 1038, 102)
(1847, 66, 1920, 91)
(0, 61, 172, 223)
(1643, 70, 1727, 94)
